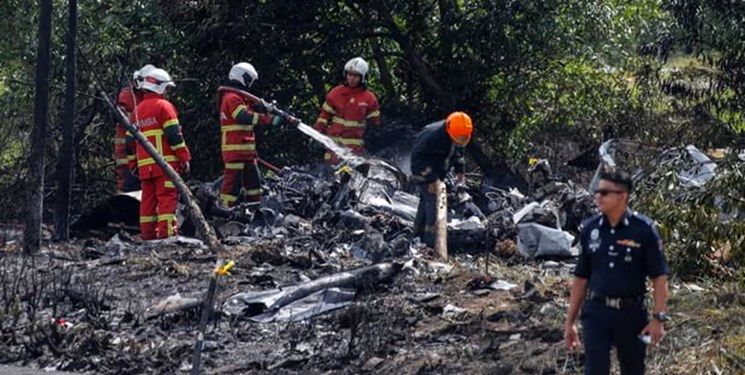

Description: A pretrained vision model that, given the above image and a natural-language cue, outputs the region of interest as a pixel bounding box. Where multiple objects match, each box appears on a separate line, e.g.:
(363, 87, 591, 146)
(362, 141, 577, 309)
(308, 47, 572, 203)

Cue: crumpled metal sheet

(250, 288, 356, 323)
(678, 145, 717, 187)
(517, 223, 575, 258)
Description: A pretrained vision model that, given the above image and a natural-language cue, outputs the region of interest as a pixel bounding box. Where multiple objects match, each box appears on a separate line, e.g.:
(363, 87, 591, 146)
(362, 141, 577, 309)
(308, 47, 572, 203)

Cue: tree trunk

(372, 0, 454, 111)
(370, 36, 396, 99)
(24, 0, 53, 254)
(54, 0, 78, 241)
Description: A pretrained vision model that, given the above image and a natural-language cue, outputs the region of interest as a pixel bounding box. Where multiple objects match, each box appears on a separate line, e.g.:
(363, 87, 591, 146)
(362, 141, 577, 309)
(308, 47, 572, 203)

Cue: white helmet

(140, 67, 175, 94)
(344, 57, 369, 83)
(229, 62, 258, 88)
(132, 64, 155, 90)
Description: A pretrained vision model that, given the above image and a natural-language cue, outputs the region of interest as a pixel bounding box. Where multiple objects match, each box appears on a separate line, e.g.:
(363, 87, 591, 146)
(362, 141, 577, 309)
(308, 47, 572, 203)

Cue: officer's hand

(564, 324, 581, 350)
(456, 173, 466, 185)
(640, 320, 665, 347)
(427, 181, 439, 194)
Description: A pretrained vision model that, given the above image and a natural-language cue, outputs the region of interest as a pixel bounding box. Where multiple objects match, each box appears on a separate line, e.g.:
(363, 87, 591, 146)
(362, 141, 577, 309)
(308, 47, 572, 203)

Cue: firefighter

(114, 85, 141, 192)
(314, 57, 381, 164)
(217, 62, 297, 208)
(410, 112, 473, 247)
(127, 67, 191, 240)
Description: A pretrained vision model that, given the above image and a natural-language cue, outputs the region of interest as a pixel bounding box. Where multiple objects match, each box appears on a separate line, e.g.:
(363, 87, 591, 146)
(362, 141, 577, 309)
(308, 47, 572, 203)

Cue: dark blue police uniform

(575, 210, 669, 375)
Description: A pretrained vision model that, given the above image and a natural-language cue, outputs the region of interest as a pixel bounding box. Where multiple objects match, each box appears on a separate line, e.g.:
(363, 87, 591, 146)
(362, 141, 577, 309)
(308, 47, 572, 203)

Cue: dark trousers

(582, 300, 648, 375)
(413, 184, 437, 247)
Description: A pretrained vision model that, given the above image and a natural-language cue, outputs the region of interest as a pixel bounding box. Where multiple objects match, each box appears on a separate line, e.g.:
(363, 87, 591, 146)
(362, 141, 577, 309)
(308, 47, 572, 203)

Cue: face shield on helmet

(229, 62, 259, 89)
(139, 67, 175, 95)
(133, 64, 156, 90)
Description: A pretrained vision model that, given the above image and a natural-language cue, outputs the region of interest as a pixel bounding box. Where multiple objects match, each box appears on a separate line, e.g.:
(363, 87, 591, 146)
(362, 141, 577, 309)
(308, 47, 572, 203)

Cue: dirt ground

(0, 237, 742, 374)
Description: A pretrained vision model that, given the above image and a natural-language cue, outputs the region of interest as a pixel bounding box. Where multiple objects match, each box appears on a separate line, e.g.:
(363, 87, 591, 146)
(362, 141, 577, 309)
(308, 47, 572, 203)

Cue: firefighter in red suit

(314, 57, 381, 164)
(127, 67, 191, 240)
(114, 86, 141, 192)
(217, 62, 297, 208)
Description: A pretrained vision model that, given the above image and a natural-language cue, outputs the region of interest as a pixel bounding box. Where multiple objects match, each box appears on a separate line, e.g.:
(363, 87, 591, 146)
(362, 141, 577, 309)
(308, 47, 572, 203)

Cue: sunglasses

(594, 189, 626, 196)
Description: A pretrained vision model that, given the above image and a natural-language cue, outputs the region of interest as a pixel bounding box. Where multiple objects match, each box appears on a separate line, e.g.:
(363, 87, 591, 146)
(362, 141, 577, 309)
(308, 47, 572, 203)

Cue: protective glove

(270, 115, 284, 126)
(181, 161, 191, 174)
(253, 101, 267, 113)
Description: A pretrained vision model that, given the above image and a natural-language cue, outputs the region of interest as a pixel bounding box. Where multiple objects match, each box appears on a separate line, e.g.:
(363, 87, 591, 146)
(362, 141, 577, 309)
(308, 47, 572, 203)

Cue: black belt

(588, 290, 643, 310)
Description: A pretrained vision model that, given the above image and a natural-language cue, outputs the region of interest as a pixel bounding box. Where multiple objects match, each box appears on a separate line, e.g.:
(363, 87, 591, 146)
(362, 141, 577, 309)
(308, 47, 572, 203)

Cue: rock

(509, 333, 521, 341)
(442, 304, 467, 319)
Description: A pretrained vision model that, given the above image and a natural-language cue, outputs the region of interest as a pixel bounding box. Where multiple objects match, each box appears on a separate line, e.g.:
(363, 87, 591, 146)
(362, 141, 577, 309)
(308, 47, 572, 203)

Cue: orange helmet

(117, 87, 136, 112)
(445, 111, 473, 147)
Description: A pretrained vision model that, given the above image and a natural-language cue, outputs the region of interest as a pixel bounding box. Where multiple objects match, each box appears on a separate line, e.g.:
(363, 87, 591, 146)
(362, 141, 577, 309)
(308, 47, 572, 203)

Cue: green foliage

(0, 0, 743, 277)
(635, 154, 745, 279)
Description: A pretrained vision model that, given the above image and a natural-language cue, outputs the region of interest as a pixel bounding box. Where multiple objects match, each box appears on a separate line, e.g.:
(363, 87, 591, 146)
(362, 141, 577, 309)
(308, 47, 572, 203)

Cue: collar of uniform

(598, 209, 632, 228)
(339, 84, 364, 94)
(142, 92, 163, 100)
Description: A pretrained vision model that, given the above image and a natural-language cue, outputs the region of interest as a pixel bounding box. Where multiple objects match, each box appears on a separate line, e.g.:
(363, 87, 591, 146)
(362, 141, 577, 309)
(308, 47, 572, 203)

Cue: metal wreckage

(5, 135, 736, 374)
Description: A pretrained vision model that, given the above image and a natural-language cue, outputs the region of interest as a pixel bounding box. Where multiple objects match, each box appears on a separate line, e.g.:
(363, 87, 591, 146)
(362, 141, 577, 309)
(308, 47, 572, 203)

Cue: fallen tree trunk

(97, 90, 221, 252)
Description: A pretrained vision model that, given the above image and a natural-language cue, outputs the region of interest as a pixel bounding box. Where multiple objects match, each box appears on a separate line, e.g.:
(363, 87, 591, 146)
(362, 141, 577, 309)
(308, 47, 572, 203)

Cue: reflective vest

(218, 86, 273, 163)
(129, 92, 191, 180)
(314, 84, 380, 159)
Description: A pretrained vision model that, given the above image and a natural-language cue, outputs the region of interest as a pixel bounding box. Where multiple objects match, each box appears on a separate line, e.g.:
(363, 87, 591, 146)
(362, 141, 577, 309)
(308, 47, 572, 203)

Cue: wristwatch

(652, 312, 670, 322)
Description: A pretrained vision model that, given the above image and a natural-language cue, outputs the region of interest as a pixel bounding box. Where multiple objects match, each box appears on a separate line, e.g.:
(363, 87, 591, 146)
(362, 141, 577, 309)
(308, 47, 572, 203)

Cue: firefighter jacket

(127, 92, 191, 180)
(218, 85, 274, 163)
(313, 84, 380, 158)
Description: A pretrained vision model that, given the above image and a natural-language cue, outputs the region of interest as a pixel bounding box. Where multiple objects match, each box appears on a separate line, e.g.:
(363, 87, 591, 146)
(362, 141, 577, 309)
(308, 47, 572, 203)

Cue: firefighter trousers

(413, 184, 437, 247)
(140, 175, 179, 240)
(220, 160, 261, 208)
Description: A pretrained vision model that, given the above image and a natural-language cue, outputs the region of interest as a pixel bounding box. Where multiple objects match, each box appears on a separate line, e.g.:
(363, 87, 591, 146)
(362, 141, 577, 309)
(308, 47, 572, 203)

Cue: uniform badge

(591, 229, 599, 240)
(588, 228, 601, 252)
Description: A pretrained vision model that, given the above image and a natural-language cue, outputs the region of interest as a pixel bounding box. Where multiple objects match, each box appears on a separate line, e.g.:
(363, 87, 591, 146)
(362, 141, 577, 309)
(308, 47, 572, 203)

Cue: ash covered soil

(1, 162, 743, 374)
(1, 238, 741, 375)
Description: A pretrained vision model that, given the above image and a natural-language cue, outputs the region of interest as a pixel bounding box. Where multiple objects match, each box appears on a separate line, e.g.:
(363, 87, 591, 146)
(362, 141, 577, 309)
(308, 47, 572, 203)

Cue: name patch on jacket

(617, 239, 641, 248)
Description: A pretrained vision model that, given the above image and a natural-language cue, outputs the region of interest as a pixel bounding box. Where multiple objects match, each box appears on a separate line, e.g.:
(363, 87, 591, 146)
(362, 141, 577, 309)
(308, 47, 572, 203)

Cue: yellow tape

(215, 260, 235, 276)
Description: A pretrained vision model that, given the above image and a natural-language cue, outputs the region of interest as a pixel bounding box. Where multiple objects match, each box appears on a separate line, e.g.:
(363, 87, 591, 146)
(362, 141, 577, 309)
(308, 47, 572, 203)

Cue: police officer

(564, 171, 670, 375)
